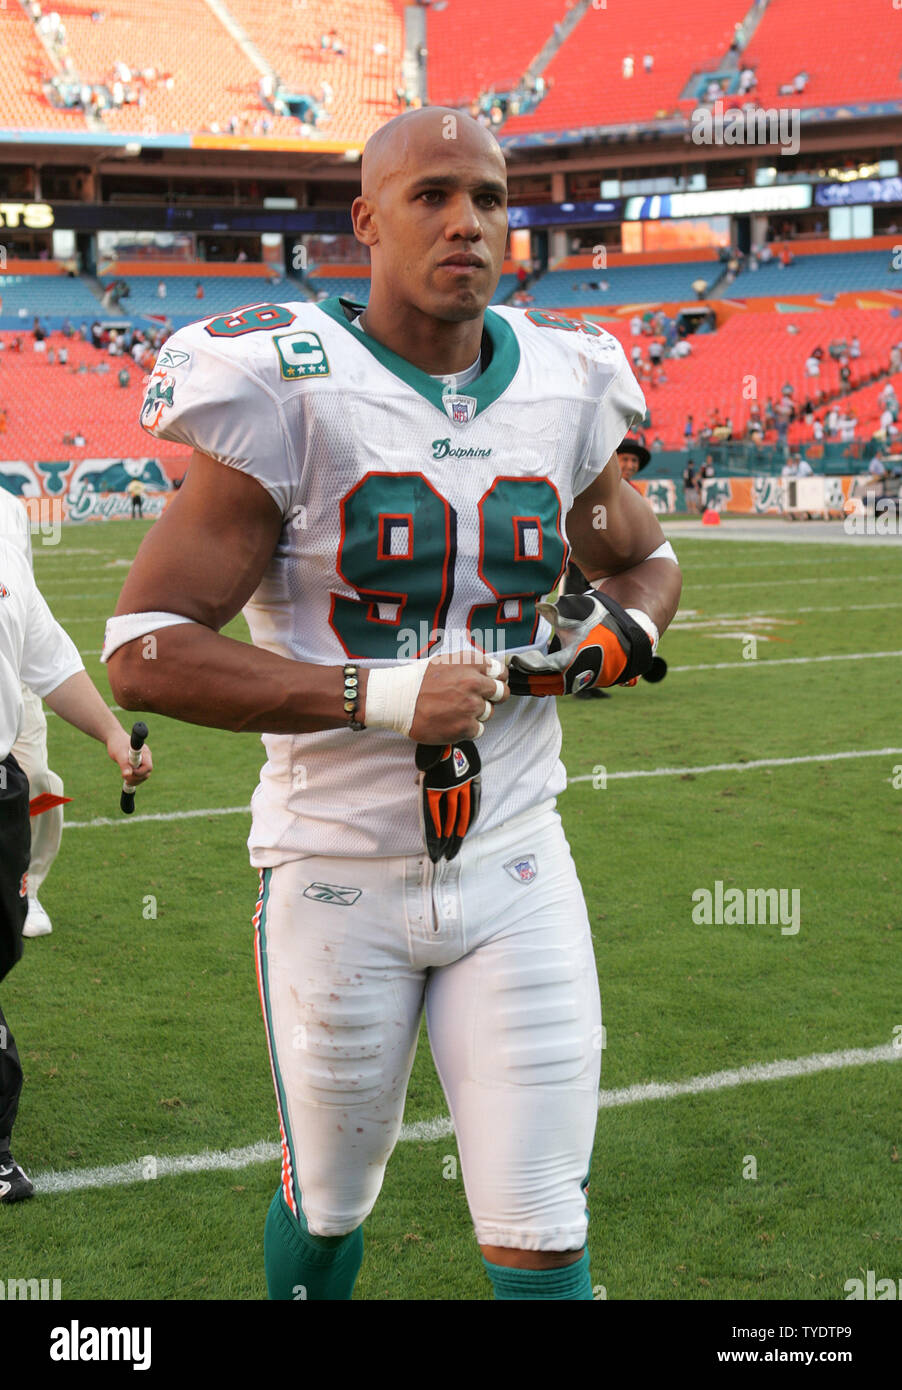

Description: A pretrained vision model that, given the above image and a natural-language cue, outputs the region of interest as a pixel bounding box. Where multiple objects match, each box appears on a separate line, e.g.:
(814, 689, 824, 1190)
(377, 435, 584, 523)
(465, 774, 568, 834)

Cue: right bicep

(114, 451, 284, 630)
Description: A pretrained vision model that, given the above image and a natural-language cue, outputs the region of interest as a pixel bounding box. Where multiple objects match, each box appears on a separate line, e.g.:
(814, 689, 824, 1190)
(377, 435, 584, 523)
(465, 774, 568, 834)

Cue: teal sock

(482, 1247, 594, 1300)
(264, 1189, 363, 1301)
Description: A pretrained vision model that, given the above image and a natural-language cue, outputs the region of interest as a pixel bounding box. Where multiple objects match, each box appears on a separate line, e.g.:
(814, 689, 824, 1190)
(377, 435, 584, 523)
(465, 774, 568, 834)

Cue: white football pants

(254, 798, 602, 1252)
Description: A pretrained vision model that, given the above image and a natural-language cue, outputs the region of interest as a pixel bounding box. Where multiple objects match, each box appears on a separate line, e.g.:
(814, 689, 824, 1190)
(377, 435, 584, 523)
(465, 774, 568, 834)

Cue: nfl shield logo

(453, 747, 470, 777)
(443, 394, 477, 424)
(504, 855, 538, 884)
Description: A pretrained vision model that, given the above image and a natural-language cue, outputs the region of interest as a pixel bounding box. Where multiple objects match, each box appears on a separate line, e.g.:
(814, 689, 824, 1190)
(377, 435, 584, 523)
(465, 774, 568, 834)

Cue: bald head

(360, 107, 506, 199)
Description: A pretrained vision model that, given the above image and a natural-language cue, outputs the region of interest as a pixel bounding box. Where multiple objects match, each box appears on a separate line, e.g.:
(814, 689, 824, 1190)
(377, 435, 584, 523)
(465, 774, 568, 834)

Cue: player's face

(619, 453, 640, 479)
(362, 121, 508, 321)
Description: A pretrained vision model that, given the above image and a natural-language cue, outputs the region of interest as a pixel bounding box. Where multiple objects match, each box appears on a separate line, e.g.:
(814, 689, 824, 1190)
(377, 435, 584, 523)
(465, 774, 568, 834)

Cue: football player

(104, 108, 681, 1300)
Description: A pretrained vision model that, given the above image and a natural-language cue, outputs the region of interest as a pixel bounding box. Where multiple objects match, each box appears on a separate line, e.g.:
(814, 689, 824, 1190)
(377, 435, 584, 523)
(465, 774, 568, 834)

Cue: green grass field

(3, 518, 900, 1301)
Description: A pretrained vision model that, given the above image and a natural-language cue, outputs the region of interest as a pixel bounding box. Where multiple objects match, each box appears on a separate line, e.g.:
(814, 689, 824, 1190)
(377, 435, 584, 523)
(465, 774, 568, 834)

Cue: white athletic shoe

(23, 897, 53, 938)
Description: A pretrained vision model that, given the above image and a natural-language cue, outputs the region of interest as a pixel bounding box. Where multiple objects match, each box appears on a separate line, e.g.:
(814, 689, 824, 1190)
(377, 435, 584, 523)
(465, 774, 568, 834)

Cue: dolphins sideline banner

(0, 459, 178, 523)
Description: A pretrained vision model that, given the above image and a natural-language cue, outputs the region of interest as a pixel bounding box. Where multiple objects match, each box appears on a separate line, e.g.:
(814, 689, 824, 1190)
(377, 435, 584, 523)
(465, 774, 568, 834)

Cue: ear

(352, 196, 378, 249)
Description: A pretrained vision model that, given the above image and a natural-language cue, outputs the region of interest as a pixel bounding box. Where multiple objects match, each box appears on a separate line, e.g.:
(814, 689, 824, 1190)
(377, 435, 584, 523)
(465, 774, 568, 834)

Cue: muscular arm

(107, 450, 501, 742)
(565, 455, 682, 634)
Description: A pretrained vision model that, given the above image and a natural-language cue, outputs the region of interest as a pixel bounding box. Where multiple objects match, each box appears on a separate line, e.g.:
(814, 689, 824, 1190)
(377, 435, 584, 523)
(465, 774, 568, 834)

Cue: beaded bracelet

(343, 663, 365, 731)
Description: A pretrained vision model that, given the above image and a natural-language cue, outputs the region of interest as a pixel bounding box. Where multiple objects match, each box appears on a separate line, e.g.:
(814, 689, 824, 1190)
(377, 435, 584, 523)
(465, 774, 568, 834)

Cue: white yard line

(62, 746, 902, 828)
(690, 575, 888, 590)
(63, 806, 251, 829)
(673, 601, 902, 622)
(669, 650, 902, 673)
(567, 747, 902, 785)
(31, 1043, 900, 1195)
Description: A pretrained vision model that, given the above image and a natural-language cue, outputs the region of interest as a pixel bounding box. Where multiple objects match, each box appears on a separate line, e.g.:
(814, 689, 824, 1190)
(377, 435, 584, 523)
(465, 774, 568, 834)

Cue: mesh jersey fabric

(141, 297, 646, 862)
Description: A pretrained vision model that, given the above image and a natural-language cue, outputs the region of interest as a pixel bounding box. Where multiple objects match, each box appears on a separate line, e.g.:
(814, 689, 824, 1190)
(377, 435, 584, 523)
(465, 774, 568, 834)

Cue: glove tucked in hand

(415, 740, 482, 862)
(508, 590, 654, 697)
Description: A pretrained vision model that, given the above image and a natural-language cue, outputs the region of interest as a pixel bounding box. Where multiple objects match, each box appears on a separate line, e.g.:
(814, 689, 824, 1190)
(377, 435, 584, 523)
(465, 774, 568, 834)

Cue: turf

(2, 519, 900, 1300)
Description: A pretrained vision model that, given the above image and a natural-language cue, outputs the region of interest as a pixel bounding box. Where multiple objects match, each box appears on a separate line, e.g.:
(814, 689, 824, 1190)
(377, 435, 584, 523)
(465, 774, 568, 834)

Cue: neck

(358, 294, 485, 375)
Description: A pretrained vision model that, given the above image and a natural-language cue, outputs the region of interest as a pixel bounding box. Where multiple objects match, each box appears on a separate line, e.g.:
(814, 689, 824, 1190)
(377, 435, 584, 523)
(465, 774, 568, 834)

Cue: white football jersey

(142, 296, 645, 863)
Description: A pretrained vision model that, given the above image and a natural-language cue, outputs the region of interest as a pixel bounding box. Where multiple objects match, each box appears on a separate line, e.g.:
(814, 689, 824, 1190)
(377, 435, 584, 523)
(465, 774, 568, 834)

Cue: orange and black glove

(416, 741, 481, 862)
(508, 590, 654, 696)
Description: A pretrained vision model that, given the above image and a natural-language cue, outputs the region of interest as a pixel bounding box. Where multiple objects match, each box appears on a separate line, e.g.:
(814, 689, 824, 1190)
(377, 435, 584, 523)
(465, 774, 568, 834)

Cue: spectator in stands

(629, 314, 641, 337)
(850, 336, 861, 360)
(839, 361, 852, 394)
(812, 418, 824, 443)
(32, 317, 46, 344)
(156, 280, 167, 300)
(60, 317, 72, 338)
(622, 56, 634, 79)
(796, 455, 814, 477)
(195, 282, 205, 301)
(118, 366, 130, 388)
(839, 411, 857, 443)
(805, 353, 820, 378)
(739, 67, 756, 94)
(781, 457, 798, 478)
(648, 339, 663, 366)
(630, 345, 642, 368)
(889, 344, 902, 374)
(793, 71, 809, 93)
(58, 345, 68, 367)
(779, 247, 794, 269)
(673, 338, 691, 359)
(684, 414, 694, 445)
(643, 54, 653, 73)
(46, 346, 55, 365)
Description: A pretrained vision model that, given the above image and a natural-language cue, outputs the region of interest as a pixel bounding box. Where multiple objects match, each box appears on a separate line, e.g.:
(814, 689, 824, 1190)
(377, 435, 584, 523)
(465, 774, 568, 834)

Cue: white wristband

(101, 611, 198, 663)
(645, 539, 679, 565)
(624, 607, 660, 654)
(364, 659, 432, 736)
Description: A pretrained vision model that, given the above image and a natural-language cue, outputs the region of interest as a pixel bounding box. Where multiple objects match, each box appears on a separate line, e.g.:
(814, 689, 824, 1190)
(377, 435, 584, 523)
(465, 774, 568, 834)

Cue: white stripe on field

(670, 649, 902, 673)
(674, 600, 902, 622)
(31, 1043, 900, 1196)
(567, 747, 902, 785)
(691, 575, 886, 590)
(596, 1045, 900, 1110)
(63, 805, 251, 829)
(62, 746, 902, 828)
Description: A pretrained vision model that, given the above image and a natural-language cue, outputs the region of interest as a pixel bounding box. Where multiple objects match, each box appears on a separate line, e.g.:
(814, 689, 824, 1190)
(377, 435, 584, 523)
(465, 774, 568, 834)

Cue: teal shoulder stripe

(316, 295, 520, 419)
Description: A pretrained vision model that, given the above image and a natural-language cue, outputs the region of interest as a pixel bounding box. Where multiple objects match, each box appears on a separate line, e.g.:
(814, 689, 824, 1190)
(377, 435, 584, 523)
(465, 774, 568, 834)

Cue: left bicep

(565, 455, 664, 578)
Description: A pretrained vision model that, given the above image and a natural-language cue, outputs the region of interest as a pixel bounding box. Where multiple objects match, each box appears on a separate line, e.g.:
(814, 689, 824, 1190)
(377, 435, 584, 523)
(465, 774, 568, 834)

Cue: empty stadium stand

(741, 0, 901, 109)
(0, 5, 88, 132)
(0, 331, 184, 462)
(425, 0, 568, 108)
(226, 0, 403, 142)
(526, 260, 720, 308)
(503, 0, 750, 134)
(728, 251, 902, 297)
